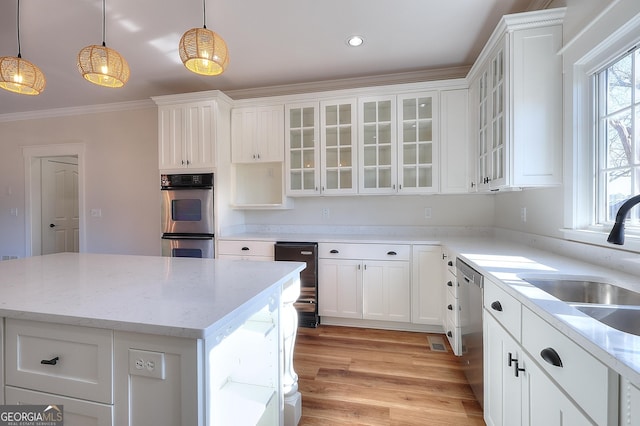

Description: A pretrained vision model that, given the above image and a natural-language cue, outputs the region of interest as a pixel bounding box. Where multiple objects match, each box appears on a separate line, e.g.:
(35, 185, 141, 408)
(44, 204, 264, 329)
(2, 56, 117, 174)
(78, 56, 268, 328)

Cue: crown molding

(0, 99, 155, 123)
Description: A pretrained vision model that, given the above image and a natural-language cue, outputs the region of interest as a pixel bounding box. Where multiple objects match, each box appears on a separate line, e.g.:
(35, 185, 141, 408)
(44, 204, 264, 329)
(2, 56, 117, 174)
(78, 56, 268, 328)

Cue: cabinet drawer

(445, 270, 459, 298)
(6, 386, 113, 426)
(445, 319, 460, 356)
(218, 240, 275, 258)
(484, 278, 521, 341)
(522, 308, 617, 426)
(5, 319, 113, 404)
(318, 243, 410, 261)
(445, 289, 459, 326)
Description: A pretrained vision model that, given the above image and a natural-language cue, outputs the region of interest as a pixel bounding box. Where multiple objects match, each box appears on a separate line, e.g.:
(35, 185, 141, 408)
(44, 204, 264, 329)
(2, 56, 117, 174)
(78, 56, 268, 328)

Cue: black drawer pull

(241, 246, 250, 251)
(540, 347, 563, 367)
(448, 261, 453, 266)
(41, 356, 59, 366)
(330, 249, 339, 254)
(491, 301, 503, 312)
(447, 281, 453, 287)
(447, 331, 453, 338)
(387, 251, 397, 256)
(447, 304, 453, 310)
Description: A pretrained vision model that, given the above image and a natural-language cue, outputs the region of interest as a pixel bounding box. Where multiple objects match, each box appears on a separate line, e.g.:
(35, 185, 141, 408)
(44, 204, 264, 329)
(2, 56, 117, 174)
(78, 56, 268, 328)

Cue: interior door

(41, 157, 79, 254)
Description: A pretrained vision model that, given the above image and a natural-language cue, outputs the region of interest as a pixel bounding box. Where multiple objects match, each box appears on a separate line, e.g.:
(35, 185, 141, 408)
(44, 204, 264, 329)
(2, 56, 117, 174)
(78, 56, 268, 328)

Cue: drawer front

(6, 386, 113, 426)
(445, 289, 459, 326)
(6, 319, 113, 404)
(445, 272, 459, 298)
(522, 308, 616, 426)
(483, 278, 522, 341)
(445, 319, 460, 356)
(217, 240, 275, 258)
(318, 243, 410, 261)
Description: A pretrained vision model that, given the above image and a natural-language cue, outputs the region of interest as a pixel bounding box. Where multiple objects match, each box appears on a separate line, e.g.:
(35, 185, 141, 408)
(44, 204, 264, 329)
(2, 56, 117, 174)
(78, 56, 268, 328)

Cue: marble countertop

(0, 253, 305, 339)
(443, 237, 640, 386)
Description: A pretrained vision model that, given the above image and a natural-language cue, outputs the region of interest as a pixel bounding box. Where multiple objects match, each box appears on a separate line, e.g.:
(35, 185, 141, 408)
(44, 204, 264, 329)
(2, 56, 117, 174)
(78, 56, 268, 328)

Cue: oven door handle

(162, 234, 214, 240)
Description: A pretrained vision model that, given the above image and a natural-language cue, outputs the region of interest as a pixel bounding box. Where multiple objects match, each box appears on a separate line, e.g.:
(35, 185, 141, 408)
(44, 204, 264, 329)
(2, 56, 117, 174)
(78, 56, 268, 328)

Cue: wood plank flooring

(294, 325, 485, 426)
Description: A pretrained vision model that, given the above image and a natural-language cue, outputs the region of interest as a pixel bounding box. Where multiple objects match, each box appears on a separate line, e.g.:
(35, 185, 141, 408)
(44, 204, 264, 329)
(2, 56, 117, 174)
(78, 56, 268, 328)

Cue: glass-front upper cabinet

(285, 103, 320, 195)
(477, 70, 490, 190)
(358, 96, 397, 194)
(321, 99, 357, 195)
(397, 92, 439, 193)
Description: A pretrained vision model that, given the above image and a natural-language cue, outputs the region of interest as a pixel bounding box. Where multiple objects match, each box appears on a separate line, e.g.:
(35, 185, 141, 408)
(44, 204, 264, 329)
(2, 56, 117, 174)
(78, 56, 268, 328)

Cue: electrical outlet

(521, 207, 527, 223)
(129, 349, 165, 380)
(424, 207, 432, 219)
(90, 208, 102, 218)
(322, 207, 330, 219)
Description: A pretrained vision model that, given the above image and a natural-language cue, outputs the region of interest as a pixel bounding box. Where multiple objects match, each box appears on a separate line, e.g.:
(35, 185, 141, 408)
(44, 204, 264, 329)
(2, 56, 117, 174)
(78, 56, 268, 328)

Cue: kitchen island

(0, 252, 305, 426)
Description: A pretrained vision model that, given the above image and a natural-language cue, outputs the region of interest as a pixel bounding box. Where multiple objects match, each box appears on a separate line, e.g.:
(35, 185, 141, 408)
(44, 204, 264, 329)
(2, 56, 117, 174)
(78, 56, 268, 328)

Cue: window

(595, 47, 640, 228)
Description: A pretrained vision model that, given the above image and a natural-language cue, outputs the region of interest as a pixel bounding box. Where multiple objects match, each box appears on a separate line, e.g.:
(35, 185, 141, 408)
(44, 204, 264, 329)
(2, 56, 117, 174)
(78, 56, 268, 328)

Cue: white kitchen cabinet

(443, 253, 460, 354)
(467, 9, 564, 190)
(231, 105, 284, 163)
(620, 378, 640, 425)
(483, 278, 618, 426)
(358, 95, 397, 194)
(217, 239, 275, 261)
(318, 243, 411, 322)
(157, 101, 216, 170)
(397, 92, 439, 193)
(285, 99, 357, 196)
(440, 89, 470, 193)
(411, 245, 444, 326)
(318, 258, 363, 319)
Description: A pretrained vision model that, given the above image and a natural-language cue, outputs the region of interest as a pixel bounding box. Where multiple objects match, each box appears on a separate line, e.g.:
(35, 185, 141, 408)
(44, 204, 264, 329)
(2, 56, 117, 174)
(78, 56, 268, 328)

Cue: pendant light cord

(102, 0, 106, 47)
(203, 0, 207, 29)
(16, 0, 22, 58)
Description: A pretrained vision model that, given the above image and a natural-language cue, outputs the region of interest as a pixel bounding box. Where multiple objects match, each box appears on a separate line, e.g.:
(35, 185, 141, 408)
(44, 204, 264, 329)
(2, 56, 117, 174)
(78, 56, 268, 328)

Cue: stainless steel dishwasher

(456, 258, 484, 408)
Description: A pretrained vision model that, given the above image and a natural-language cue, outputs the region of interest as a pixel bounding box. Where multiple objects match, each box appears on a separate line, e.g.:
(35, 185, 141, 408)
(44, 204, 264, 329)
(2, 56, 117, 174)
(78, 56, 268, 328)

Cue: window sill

(561, 227, 640, 253)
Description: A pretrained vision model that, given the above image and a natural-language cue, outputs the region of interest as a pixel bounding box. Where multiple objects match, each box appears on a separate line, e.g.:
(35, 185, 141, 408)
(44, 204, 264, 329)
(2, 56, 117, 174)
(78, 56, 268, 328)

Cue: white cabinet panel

(411, 245, 444, 326)
(232, 105, 284, 163)
(318, 258, 363, 319)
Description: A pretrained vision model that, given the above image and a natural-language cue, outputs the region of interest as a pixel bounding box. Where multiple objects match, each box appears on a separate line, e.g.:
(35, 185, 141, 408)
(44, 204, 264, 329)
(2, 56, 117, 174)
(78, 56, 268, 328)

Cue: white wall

(0, 107, 160, 257)
(244, 194, 495, 228)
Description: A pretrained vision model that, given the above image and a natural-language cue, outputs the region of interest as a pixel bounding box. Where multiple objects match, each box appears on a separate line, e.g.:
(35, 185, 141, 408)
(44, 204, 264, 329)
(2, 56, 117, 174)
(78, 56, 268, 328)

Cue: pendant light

(77, 0, 130, 88)
(179, 0, 229, 76)
(0, 0, 46, 95)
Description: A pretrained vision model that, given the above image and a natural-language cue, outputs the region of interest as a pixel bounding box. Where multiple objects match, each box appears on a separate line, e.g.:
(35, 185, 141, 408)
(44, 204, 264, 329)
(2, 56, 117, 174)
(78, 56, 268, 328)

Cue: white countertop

(443, 237, 640, 386)
(0, 253, 305, 339)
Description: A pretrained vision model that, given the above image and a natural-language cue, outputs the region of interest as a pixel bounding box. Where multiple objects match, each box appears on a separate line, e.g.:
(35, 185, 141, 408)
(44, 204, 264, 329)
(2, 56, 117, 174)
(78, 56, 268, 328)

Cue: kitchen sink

(521, 277, 640, 306)
(572, 305, 640, 336)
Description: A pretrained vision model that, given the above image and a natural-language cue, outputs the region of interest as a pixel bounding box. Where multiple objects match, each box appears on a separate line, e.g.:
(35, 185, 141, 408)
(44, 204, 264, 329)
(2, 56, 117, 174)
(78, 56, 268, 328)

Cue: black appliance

(160, 173, 214, 258)
(274, 242, 319, 328)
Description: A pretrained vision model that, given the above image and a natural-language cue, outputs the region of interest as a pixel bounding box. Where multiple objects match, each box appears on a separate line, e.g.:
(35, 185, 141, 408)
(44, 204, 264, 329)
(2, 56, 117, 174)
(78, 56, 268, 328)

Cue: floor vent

(427, 335, 448, 352)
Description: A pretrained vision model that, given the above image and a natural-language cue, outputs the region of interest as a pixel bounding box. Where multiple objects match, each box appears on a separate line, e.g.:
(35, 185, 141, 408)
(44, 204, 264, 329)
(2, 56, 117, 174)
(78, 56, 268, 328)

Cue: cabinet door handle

(241, 246, 250, 251)
(508, 352, 516, 367)
(447, 304, 453, 310)
(330, 249, 339, 254)
(41, 356, 59, 366)
(514, 360, 525, 377)
(490, 301, 503, 312)
(540, 347, 563, 368)
(387, 251, 397, 256)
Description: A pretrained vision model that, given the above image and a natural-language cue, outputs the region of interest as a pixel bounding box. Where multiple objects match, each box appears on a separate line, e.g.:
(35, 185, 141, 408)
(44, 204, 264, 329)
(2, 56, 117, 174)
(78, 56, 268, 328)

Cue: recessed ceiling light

(347, 36, 364, 47)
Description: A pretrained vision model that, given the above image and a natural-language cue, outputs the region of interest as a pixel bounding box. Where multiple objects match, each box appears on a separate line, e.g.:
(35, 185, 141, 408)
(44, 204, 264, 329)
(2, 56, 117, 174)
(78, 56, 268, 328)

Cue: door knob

(49, 224, 55, 228)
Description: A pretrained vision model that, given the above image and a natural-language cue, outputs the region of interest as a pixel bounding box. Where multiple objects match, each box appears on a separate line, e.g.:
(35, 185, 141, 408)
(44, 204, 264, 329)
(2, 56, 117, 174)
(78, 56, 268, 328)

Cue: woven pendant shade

(77, 44, 130, 88)
(0, 56, 46, 95)
(179, 27, 229, 76)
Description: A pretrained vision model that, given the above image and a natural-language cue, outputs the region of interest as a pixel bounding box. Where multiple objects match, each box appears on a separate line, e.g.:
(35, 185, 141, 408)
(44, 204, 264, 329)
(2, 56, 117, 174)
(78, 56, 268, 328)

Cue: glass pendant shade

(0, 55, 46, 95)
(77, 44, 130, 88)
(179, 27, 229, 76)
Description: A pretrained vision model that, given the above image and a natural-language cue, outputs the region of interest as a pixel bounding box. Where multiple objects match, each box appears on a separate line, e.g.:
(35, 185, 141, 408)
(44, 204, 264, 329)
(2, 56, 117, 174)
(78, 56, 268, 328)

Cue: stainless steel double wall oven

(161, 173, 215, 258)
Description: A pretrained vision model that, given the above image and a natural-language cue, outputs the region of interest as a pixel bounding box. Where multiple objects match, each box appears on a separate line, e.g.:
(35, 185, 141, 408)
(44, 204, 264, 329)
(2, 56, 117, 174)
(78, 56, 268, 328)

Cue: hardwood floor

(294, 325, 485, 426)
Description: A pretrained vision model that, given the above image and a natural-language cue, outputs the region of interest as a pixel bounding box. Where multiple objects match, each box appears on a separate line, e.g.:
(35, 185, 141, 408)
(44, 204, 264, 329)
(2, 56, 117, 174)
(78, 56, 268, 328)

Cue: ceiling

(0, 0, 549, 116)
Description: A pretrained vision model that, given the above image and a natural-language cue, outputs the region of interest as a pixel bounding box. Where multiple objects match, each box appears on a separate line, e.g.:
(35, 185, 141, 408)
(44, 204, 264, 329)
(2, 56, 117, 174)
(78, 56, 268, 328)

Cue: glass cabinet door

(490, 48, 505, 186)
(358, 96, 397, 193)
(285, 103, 319, 195)
(321, 99, 357, 194)
(478, 70, 490, 188)
(397, 92, 438, 193)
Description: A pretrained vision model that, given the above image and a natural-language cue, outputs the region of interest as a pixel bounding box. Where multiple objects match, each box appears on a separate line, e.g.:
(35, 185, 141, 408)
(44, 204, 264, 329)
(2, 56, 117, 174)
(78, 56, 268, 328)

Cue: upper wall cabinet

(285, 99, 358, 196)
(467, 9, 564, 191)
(231, 105, 284, 163)
(153, 91, 232, 172)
